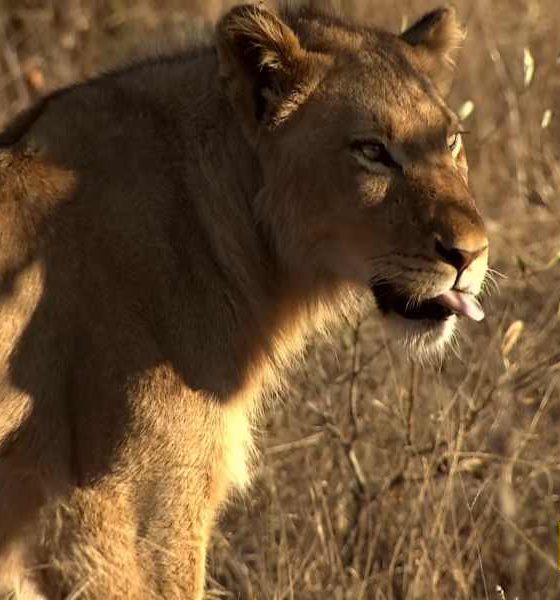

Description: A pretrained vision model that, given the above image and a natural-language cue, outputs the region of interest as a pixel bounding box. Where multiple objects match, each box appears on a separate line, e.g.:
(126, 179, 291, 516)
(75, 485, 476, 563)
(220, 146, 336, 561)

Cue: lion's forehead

(313, 51, 454, 145)
(316, 76, 453, 154)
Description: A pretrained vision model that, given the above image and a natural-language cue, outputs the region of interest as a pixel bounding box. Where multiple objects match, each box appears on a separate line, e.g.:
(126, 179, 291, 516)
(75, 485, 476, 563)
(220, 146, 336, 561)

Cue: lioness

(0, 3, 488, 598)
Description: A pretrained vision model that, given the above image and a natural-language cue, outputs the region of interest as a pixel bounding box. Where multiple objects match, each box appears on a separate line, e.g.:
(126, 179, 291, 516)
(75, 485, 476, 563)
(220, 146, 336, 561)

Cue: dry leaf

(541, 109, 552, 129)
(523, 47, 535, 87)
(501, 320, 524, 357)
(458, 100, 474, 121)
(26, 67, 45, 91)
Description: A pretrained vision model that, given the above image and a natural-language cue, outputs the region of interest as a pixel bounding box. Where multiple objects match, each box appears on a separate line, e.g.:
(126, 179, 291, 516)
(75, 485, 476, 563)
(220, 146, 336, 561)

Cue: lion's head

(217, 5, 488, 358)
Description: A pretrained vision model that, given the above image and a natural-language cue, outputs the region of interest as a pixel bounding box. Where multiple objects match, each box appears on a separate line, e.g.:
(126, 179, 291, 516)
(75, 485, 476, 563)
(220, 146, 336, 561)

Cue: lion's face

(218, 6, 488, 357)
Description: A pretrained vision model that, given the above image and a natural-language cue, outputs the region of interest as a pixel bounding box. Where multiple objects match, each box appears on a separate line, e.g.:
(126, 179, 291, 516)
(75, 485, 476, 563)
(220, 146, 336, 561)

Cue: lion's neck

(144, 51, 350, 405)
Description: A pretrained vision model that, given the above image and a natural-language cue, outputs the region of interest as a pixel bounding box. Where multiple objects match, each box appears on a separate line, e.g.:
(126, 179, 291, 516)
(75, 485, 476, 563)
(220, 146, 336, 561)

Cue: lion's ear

(216, 4, 311, 136)
(400, 7, 465, 95)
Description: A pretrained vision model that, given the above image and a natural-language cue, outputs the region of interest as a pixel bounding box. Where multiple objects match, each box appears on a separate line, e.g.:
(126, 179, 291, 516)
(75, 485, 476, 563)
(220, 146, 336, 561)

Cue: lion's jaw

(368, 241, 488, 358)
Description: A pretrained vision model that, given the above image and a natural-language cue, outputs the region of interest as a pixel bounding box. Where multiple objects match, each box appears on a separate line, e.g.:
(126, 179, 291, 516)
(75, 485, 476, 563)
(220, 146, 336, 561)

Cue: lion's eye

(361, 143, 383, 162)
(447, 132, 462, 158)
(352, 141, 399, 170)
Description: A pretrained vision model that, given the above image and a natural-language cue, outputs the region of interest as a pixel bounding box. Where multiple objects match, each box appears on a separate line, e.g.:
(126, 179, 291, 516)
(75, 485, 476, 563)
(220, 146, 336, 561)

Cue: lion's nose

(435, 238, 487, 274)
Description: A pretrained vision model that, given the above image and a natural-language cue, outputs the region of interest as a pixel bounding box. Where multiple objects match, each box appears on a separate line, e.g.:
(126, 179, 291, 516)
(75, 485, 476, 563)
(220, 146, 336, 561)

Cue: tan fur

(0, 4, 488, 598)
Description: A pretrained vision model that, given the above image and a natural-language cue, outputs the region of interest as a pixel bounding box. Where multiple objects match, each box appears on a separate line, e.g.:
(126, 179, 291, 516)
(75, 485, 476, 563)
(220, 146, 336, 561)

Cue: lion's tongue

(435, 290, 485, 322)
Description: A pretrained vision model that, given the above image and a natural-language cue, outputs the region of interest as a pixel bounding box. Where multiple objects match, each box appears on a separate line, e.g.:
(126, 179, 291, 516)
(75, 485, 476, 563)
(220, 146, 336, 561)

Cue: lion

(0, 3, 488, 598)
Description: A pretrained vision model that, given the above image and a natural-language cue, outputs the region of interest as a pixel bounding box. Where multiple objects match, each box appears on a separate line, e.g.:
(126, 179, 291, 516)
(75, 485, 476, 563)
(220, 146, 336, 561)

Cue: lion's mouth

(371, 283, 484, 322)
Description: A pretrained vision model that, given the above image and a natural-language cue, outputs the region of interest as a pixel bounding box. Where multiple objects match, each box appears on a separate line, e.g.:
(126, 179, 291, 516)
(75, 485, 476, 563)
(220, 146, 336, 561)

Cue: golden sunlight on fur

(0, 3, 487, 598)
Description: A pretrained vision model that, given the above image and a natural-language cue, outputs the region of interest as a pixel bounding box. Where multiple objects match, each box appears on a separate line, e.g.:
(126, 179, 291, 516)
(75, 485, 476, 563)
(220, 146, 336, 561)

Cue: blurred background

(1, 1, 559, 598)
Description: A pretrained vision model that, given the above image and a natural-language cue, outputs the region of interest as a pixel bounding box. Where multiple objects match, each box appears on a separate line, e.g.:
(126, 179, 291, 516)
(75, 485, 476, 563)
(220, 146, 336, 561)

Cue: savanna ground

(1, 1, 559, 598)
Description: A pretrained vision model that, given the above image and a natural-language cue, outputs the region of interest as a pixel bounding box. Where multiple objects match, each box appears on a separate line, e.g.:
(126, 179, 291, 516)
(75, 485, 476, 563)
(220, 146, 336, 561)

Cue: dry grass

(1, 1, 559, 598)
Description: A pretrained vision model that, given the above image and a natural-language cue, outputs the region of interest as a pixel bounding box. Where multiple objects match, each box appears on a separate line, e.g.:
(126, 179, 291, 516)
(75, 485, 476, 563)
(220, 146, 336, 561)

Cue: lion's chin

(380, 312, 458, 362)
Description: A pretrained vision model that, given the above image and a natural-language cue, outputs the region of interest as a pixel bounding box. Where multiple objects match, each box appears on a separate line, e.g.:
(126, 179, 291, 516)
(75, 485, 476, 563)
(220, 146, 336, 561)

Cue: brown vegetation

(1, 1, 559, 598)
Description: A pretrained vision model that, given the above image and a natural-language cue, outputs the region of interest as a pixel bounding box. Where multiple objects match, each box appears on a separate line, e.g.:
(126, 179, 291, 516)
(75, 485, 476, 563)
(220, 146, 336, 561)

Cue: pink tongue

(435, 290, 485, 322)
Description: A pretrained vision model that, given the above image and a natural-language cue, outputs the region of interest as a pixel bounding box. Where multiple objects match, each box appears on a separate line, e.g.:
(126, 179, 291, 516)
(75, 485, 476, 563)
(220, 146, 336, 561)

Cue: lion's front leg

(37, 480, 210, 600)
